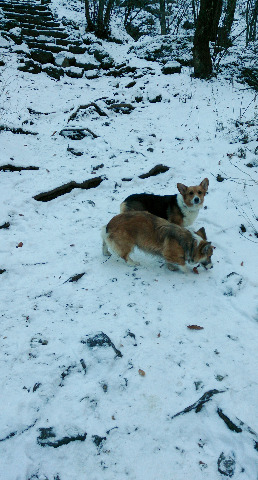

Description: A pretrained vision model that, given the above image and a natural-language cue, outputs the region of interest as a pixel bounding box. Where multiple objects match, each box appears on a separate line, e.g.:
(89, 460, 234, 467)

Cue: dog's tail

(101, 225, 111, 256)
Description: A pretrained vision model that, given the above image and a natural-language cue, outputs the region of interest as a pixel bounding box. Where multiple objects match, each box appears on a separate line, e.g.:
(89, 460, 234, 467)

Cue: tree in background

(217, 0, 237, 46)
(84, 0, 115, 38)
(159, 0, 167, 34)
(246, 0, 258, 44)
(193, 0, 223, 78)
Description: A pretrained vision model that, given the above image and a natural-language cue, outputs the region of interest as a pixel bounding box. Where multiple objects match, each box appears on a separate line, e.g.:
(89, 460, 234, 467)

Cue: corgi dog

(120, 178, 209, 227)
(102, 211, 214, 272)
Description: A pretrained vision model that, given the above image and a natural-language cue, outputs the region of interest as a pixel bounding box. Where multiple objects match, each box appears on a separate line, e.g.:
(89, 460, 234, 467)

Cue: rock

(30, 48, 54, 64)
(74, 53, 99, 70)
(55, 52, 76, 68)
(162, 61, 182, 74)
(89, 46, 114, 69)
(69, 44, 87, 54)
(106, 65, 137, 77)
(149, 94, 162, 103)
(217, 452, 236, 477)
(65, 66, 84, 78)
(18, 60, 42, 74)
(42, 64, 64, 79)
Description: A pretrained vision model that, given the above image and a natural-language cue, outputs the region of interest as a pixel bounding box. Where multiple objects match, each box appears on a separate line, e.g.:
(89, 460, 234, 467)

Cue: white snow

(0, 19, 257, 480)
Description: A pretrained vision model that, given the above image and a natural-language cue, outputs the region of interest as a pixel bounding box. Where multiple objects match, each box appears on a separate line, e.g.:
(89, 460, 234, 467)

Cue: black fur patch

(122, 193, 181, 221)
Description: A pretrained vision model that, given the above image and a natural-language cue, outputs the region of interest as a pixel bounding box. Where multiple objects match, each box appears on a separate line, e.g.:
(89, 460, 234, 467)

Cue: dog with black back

(102, 211, 214, 273)
(120, 178, 209, 227)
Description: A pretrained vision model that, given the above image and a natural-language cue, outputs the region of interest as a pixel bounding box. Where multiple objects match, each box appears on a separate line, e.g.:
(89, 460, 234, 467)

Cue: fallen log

(0, 125, 38, 135)
(68, 103, 108, 122)
(34, 176, 103, 202)
(0, 164, 39, 172)
(122, 164, 170, 182)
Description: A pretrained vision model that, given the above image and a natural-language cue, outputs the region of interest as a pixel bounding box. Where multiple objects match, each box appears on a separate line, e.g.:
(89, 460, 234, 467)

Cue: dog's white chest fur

(177, 194, 201, 226)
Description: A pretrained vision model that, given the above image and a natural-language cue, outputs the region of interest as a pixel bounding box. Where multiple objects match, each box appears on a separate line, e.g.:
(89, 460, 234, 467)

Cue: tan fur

(177, 178, 209, 208)
(102, 211, 214, 272)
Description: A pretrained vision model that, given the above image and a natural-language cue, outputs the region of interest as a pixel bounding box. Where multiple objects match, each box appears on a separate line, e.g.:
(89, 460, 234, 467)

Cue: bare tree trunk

(193, 0, 223, 78)
(97, 0, 105, 35)
(192, 0, 197, 24)
(84, 0, 115, 38)
(160, 0, 166, 35)
(84, 0, 94, 31)
(246, 0, 258, 44)
(218, 0, 237, 46)
(104, 0, 115, 29)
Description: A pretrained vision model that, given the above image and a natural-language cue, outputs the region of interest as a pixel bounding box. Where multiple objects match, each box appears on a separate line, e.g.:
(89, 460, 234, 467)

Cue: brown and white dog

(102, 211, 214, 272)
(120, 178, 209, 227)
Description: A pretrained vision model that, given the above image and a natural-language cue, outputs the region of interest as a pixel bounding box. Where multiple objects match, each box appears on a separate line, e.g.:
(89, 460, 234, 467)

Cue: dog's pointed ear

(200, 178, 209, 192)
(195, 227, 207, 240)
(177, 183, 188, 195)
(202, 242, 212, 254)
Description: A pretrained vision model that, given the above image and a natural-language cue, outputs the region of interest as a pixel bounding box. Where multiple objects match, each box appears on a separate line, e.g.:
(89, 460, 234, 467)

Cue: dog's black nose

(194, 197, 200, 204)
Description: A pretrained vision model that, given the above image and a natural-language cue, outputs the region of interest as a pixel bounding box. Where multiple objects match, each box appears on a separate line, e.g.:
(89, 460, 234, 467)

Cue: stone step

(4, 14, 59, 27)
(25, 41, 69, 53)
(21, 20, 61, 29)
(21, 28, 69, 39)
(3, 10, 53, 20)
(69, 45, 87, 54)
(23, 35, 81, 48)
(0, 4, 51, 13)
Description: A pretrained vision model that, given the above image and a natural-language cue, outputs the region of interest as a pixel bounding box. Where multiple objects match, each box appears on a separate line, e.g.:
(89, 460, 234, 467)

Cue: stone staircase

(0, 0, 114, 79)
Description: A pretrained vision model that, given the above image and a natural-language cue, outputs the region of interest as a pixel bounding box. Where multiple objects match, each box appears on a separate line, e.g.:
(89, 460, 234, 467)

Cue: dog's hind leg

(111, 239, 139, 266)
(101, 226, 111, 256)
(125, 256, 140, 266)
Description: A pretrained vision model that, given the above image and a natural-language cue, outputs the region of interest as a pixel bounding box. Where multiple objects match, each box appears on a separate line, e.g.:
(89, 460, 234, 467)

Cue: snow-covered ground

(0, 25, 258, 480)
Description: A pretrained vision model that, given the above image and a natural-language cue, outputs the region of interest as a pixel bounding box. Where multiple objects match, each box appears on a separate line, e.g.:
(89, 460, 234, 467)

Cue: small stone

(217, 452, 236, 477)
(162, 61, 182, 74)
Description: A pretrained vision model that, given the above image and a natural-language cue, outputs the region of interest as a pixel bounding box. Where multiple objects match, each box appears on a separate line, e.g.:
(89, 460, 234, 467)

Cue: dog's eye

(198, 190, 202, 194)
(189, 191, 194, 195)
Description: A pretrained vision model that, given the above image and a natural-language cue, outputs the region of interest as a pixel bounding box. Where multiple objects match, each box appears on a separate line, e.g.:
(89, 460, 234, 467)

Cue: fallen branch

(34, 176, 103, 202)
(0, 164, 39, 172)
(82, 332, 123, 358)
(65, 272, 85, 283)
(0, 222, 10, 229)
(0, 420, 37, 442)
(28, 108, 56, 115)
(60, 127, 98, 140)
(108, 103, 135, 114)
(0, 125, 38, 135)
(170, 389, 225, 419)
(122, 164, 170, 182)
(139, 164, 170, 179)
(37, 428, 87, 448)
(217, 408, 258, 451)
(217, 408, 242, 433)
(68, 103, 108, 122)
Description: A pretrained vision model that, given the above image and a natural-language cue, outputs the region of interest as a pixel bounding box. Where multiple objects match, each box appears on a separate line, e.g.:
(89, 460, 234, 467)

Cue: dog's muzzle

(202, 260, 213, 270)
(193, 196, 200, 204)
